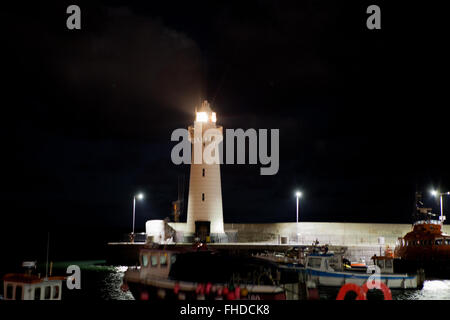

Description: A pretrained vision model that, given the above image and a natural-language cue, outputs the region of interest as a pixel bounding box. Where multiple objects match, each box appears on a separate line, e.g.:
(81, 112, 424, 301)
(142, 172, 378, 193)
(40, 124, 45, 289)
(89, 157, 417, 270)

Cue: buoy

(206, 283, 212, 295)
(240, 288, 249, 297)
(227, 292, 236, 300)
(223, 287, 229, 295)
(196, 283, 205, 294)
(140, 291, 149, 300)
(235, 286, 240, 299)
(336, 283, 366, 300)
(361, 281, 392, 300)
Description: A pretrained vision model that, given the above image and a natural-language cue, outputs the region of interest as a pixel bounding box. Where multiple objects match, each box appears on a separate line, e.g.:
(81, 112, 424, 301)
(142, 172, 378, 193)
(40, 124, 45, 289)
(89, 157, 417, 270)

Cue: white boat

(304, 253, 424, 289)
(2, 261, 65, 300)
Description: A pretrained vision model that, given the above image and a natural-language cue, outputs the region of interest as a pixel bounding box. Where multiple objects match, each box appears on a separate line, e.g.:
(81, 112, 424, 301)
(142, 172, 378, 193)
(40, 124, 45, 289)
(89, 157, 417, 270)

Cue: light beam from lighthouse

(186, 100, 226, 242)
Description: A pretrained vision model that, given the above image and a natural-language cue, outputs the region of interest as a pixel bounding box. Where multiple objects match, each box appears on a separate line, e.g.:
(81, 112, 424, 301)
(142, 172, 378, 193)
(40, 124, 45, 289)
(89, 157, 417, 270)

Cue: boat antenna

(45, 231, 50, 279)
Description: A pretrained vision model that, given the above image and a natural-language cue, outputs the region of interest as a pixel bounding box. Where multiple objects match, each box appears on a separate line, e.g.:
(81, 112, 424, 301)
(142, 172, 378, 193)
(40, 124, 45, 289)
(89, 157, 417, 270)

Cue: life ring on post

(361, 281, 392, 300)
(336, 283, 367, 300)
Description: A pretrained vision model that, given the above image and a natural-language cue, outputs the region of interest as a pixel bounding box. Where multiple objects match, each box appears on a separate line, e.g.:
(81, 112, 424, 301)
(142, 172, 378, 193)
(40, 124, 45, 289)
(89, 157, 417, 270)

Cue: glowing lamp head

(431, 190, 438, 197)
(136, 193, 144, 200)
(196, 112, 208, 122)
(295, 191, 302, 198)
(211, 112, 217, 123)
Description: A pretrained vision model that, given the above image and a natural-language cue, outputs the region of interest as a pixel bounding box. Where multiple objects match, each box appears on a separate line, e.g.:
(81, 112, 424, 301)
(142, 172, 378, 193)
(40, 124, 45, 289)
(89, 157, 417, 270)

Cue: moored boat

(121, 243, 300, 300)
(303, 252, 423, 289)
(394, 192, 450, 277)
(2, 261, 65, 300)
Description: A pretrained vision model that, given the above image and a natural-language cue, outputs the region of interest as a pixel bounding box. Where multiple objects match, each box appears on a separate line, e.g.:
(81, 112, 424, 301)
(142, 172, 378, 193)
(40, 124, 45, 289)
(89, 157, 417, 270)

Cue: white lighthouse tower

(186, 100, 226, 242)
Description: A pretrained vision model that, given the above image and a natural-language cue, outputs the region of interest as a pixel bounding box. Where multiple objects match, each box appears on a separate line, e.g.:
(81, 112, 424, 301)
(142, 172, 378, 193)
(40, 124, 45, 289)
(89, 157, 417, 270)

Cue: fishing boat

(394, 192, 450, 277)
(121, 243, 300, 300)
(303, 252, 424, 289)
(2, 261, 65, 300)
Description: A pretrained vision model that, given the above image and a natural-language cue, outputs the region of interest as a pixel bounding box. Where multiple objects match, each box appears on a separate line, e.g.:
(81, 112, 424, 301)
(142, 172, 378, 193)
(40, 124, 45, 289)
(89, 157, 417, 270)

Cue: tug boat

(394, 192, 450, 277)
(303, 252, 423, 289)
(2, 261, 65, 300)
(121, 243, 299, 300)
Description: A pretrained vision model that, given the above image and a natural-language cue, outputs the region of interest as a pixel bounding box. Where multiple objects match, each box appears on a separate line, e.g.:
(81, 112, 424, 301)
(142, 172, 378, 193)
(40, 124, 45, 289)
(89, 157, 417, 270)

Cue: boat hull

(394, 258, 450, 278)
(123, 270, 286, 301)
(305, 268, 419, 289)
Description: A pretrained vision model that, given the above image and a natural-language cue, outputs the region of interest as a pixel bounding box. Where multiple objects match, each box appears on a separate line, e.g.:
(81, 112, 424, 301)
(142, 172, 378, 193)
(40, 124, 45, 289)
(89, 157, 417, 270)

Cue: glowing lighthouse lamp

(196, 111, 217, 123)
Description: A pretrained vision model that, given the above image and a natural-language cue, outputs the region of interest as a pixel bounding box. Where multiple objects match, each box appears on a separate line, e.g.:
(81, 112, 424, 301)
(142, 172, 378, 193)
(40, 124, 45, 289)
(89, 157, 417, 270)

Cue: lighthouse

(186, 100, 226, 242)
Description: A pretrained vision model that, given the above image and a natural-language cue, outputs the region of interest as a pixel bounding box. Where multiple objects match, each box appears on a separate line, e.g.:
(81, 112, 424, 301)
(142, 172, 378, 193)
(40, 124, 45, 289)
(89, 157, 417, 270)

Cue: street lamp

(132, 193, 144, 236)
(430, 189, 449, 223)
(295, 191, 302, 243)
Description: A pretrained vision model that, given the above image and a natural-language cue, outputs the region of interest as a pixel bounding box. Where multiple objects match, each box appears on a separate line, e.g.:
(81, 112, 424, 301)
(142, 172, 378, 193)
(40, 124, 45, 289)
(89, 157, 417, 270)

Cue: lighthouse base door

(195, 221, 211, 242)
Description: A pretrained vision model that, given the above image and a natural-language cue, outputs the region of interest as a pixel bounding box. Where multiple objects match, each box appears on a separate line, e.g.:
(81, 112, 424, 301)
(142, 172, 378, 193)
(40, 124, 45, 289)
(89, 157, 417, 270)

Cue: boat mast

(45, 232, 50, 279)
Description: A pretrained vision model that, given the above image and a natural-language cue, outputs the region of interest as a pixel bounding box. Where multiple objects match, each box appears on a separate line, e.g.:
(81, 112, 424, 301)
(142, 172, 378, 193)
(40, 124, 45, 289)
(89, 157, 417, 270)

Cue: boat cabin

(3, 274, 63, 300)
(2, 261, 64, 300)
(139, 248, 178, 280)
(370, 255, 394, 274)
(306, 253, 342, 272)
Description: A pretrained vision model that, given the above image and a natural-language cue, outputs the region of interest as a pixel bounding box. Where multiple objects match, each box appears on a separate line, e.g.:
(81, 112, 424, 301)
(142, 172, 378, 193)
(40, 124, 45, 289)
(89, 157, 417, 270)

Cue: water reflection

(394, 280, 450, 300)
(99, 266, 134, 300)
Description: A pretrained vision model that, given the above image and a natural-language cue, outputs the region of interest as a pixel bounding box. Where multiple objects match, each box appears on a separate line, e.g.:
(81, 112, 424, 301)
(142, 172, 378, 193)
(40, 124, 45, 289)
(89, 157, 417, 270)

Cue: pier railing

(121, 232, 147, 243)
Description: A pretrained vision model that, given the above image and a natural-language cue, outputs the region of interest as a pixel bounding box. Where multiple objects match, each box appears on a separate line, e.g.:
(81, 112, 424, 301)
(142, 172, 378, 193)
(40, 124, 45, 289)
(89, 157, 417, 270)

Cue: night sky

(1, 1, 449, 260)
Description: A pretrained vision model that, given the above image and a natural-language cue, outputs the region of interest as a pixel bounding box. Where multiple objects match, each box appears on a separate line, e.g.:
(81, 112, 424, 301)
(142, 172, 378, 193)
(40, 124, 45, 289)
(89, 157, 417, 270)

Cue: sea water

(50, 261, 450, 300)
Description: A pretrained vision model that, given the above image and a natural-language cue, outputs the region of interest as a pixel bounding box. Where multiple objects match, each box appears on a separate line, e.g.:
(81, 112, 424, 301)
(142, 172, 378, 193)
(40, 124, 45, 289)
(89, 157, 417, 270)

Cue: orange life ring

(336, 283, 367, 300)
(361, 281, 392, 300)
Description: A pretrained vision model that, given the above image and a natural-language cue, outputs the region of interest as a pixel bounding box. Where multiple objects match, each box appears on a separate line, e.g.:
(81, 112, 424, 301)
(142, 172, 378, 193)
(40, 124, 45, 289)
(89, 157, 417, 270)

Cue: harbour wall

(109, 222, 450, 265)
(169, 222, 450, 247)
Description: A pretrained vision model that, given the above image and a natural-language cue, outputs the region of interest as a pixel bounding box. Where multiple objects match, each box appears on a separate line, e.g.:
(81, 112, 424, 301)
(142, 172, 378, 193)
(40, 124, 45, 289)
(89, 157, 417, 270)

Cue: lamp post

(295, 191, 302, 243)
(431, 190, 449, 223)
(132, 193, 144, 239)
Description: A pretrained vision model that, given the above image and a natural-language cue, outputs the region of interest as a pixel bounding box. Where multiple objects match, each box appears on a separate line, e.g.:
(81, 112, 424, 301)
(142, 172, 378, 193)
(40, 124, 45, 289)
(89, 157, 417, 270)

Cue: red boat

(121, 242, 299, 300)
(394, 192, 450, 277)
